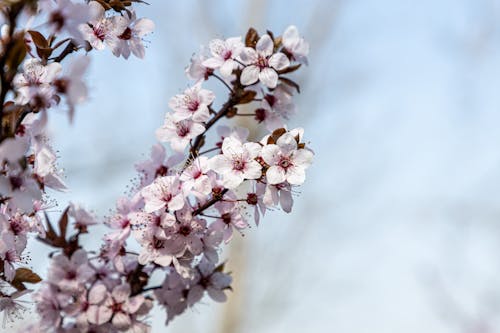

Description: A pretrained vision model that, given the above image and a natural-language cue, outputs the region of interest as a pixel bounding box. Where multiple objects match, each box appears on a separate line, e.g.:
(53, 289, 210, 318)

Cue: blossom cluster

(0, 1, 314, 331)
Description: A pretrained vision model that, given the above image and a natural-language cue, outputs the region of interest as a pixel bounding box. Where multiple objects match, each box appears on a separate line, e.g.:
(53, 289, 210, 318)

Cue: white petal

(239, 47, 258, 64)
(286, 166, 306, 185)
(223, 172, 244, 189)
(269, 52, 290, 71)
(209, 155, 232, 174)
(219, 60, 235, 77)
(266, 166, 286, 185)
(256, 34, 273, 56)
(243, 142, 262, 158)
(240, 65, 260, 86)
(221, 136, 243, 156)
(134, 18, 155, 36)
(243, 160, 262, 180)
(276, 133, 298, 154)
(259, 68, 278, 88)
(292, 149, 314, 168)
(202, 57, 224, 69)
(280, 189, 293, 213)
(261, 144, 280, 165)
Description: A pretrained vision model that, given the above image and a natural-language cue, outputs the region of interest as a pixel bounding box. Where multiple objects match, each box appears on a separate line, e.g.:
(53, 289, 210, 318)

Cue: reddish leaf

(279, 77, 301, 94)
(237, 90, 257, 105)
(245, 28, 259, 48)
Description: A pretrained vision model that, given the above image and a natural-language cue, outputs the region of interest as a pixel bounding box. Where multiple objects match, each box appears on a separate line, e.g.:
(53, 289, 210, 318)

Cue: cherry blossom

(209, 136, 262, 189)
(202, 37, 244, 77)
(169, 81, 215, 122)
(112, 11, 155, 59)
(79, 1, 121, 51)
(156, 114, 205, 152)
(282, 25, 310, 65)
(12, 59, 61, 107)
(39, 0, 91, 40)
(261, 132, 314, 185)
(141, 175, 184, 213)
(240, 34, 290, 88)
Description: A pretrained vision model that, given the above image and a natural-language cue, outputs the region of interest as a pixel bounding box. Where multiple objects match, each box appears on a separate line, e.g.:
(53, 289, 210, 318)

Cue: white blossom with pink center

(239, 34, 290, 88)
(202, 36, 244, 77)
(209, 136, 262, 189)
(169, 81, 215, 123)
(261, 132, 313, 185)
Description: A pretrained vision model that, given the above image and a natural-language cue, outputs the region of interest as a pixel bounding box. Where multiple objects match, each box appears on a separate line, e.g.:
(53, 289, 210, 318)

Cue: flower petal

(240, 65, 260, 86)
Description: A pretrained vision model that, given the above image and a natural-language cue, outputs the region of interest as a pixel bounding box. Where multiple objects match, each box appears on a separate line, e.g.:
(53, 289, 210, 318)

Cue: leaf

(237, 90, 257, 105)
(10, 268, 42, 291)
(28, 30, 52, 60)
(267, 128, 287, 144)
(245, 28, 259, 48)
(279, 77, 301, 94)
(58, 207, 70, 240)
(37, 210, 68, 248)
(277, 64, 301, 75)
(27, 30, 48, 48)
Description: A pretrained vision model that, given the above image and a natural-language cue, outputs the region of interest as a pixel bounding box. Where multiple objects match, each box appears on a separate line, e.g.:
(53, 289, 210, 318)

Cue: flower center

(118, 27, 132, 40)
(232, 159, 245, 171)
(256, 55, 269, 69)
(279, 157, 292, 169)
(187, 99, 200, 112)
(221, 213, 232, 224)
(179, 225, 192, 236)
(176, 122, 190, 137)
(222, 50, 232, 60)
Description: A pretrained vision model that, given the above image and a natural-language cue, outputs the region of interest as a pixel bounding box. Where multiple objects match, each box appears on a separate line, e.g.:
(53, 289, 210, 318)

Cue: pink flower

(13, 59, 61, 107)
(263, 182, 293, 213)
(209, 137, 262, 189)
(180, 156, 212, 197)
(135, 143, 183, 188)
(0, 289, 31, 328)
(156, 114, 205, 152)
(79, 1, 121, 51)
(141, 175, 184, 213)
(188, 258, 232, 305)
(47, 249, 94, 292)
(186, 51, 212, 81)
(239, 34, 290, 88)
(167, 207, 206, 256)
(212, 200, 248, 242)
(68, 202, 97, 231)
(112, 11, 155, 59)
(202, 37, 244, 77)
(0, 232, 24, 281)
(169, 81, 215, 122)
(261, 132, 313, 185)
(39, 0, 91, 40)
(282, 25, 309, 65)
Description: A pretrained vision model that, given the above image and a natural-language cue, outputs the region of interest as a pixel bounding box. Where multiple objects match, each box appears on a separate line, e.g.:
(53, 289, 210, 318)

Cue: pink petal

(259, 68, 278, 88)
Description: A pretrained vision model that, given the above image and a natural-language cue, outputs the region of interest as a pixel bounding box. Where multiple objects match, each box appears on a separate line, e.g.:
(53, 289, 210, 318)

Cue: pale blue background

(9, 0, 500, 332)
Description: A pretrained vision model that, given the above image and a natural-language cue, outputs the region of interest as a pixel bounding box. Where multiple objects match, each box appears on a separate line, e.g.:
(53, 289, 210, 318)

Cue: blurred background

(11, 0, 500, 332)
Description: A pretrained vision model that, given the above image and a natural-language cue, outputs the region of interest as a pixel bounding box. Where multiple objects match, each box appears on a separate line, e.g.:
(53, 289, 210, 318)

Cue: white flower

(239, 34, 290, 88)
(261, 132, 313, 185)
(13, 59, 61, 107)
(39, 0, 91, 40)
(79, 1, 121, 51)
(156, 114, 205, 152)
(141, 176, 184, 213)
(112, 11, 155, 59)
(186, 50, 212, 81)
(169, 81, 215, 122)
(209, 137, 262, 189)
(202, 37, 244, 77)
(282, 25, 309, 65)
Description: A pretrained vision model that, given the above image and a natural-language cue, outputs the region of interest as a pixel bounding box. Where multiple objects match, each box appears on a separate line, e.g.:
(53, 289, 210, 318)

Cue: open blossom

(13, 59, 61, 107)
(135, 143, 183, 188)
(156, 114, 205, 152)
(282, 25, 309, 65)
(39, 0, 91, 40)
(209, 137, 262, 189)
(87, 283, 149, 330)
(47, 249, 94, 292)
(141, 175, 184, 213)
(212, 200, 248, 242)
(202, 37, 244, 77)
(240, 34, 290, 88)
(169, 81, 215, 122)
(256, 85, 296, 131)
(261, 132, 313, 185)
(112, 11, 155, 59)
(0, 289, 31, 328)
(79, 1, 120, 51)
(188, 259, 232, 304)
(186, 50, 212, 81)
(263, 182, 294, 213)
(0, 232, 24, 280)
(180, 156, 212, 197)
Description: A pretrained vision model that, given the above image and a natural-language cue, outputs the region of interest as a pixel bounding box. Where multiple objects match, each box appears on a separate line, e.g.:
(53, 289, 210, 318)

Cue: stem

(53, 40, 80, 63)
(193, 188, 229, 216)
(235, 113, 255, 116)
(198, 146, 220, 155)
(211, 73, 234, 93)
